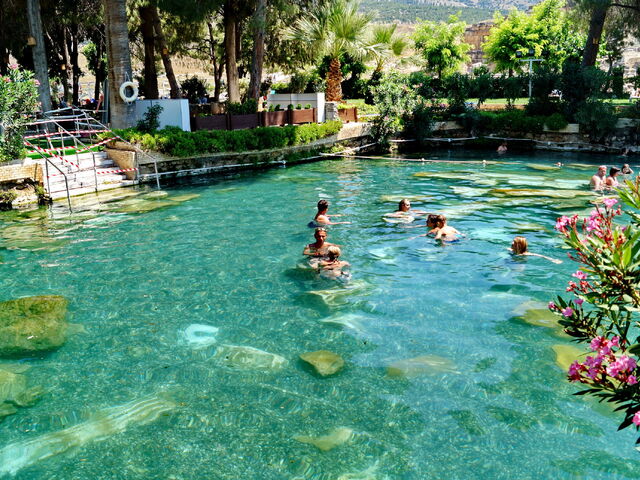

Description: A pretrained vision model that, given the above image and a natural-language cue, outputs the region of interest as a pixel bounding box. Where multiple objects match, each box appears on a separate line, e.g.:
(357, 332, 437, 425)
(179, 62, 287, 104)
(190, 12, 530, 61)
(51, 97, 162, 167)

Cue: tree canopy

(483, 0, 584, 74)
(413, 15, 470, 79)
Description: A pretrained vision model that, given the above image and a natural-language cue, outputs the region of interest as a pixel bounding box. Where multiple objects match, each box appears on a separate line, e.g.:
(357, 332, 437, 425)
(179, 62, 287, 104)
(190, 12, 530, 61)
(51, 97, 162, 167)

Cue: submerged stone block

(299, 350, 344, 376)
(0, 295, 69, 357)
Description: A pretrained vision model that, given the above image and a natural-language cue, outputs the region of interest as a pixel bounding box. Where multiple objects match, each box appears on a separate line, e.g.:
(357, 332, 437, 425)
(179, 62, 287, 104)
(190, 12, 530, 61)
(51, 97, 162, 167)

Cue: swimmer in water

(384, 198, 428, 220)
(497, 142, 507, 154)
(432, 214, 461, 242)
(303, 227, 336, 259)
(312, 199, 350, 226)
(622, 163, 634, 175)
(509, 236, 562, 264)
(317, 246, 350, 280)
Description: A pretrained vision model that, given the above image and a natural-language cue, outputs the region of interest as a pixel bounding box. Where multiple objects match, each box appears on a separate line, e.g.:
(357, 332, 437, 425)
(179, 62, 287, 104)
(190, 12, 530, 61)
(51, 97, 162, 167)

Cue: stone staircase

(42, 150, 136, 201)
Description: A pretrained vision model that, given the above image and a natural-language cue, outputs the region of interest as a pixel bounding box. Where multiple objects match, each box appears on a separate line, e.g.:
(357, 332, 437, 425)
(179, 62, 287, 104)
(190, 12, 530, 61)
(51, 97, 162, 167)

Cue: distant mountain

(361, 0, 535, 23)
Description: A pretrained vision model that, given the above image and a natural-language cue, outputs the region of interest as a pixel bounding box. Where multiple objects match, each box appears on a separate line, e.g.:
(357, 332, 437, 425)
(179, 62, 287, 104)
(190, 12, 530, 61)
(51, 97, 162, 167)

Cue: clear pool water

(1, 150, 639, 479)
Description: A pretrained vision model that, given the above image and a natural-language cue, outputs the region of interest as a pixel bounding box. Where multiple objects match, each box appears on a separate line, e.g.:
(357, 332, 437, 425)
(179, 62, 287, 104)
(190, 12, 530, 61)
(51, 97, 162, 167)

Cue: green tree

(288, 0, 376, 102)
(484, 0, 583, 75)
(413, 14, 470, 79)
(368, 23, 407, 73)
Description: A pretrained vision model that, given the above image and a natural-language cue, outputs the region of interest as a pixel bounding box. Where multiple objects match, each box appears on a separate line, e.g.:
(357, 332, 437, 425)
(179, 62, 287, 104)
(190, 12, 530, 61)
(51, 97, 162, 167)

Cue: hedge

(109, 121, 343, 158)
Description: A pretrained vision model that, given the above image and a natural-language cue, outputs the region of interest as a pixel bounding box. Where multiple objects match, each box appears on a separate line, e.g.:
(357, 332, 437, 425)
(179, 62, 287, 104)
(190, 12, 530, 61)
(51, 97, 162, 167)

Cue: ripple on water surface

(0, 152, 638, 479)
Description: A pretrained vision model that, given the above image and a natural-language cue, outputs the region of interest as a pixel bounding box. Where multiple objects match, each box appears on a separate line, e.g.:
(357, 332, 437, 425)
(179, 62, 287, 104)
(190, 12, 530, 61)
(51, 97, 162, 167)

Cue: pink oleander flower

(562, 307, 574, 317)
(627, 375, 637, 385)
(603, 198, 618, 208)
(555, 216, 571, 231)
(9, 63, 18, 70)
(34, 79, 40, 86)
(574, 298, 584, 306)
(568, 361, 582, 382)
(548, 301, 557, 310)
(633, 412, 640, 427)
(590, 336, 608, 352)
(572, 271, 587, 280)
(584, 355, 603, 368)
(611, 336, 620, 347)
(606, 355, 637, 377)
(566, 281, 577, 292)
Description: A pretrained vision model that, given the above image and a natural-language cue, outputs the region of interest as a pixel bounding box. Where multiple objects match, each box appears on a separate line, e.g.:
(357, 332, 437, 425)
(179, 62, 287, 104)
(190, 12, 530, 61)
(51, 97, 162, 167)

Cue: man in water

(590, 165, 607, 190)
(303, 228, 336, 258)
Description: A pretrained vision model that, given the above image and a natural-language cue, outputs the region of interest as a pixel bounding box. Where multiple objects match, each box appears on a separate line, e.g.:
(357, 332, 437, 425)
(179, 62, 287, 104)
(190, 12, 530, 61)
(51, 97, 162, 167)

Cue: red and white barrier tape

(24, 129, 107, 140)
(24, 142, 80, 169)
(75, 137, 117, 154)
(96, 167, 138, 175)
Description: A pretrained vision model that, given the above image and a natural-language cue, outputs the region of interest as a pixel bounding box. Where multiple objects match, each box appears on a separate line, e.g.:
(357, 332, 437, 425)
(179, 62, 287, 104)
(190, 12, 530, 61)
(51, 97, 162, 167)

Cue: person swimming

(605, 166, 620, 189)
(317, 246, 350, 280)
(309, 199, 350, 227)
(303, 227, 336, 259)
(497, 142, 508, 154)
(431, 214, 461, 242)
(621, 163, 634, 175)
(383, 198, 428, 223)
(509, 236, 562, 264)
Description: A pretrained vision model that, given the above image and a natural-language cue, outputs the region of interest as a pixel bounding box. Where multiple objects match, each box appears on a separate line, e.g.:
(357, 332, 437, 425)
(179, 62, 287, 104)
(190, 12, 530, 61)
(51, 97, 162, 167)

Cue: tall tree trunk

(207, 20, 224, 103)
(94, 36, 104, 101)
(150, 5, 181, 99)
(69, 23, 80, 105)
(61, 28, 71, 103)
(224, 2, 240, 103)
(326, 57, 342, 102)
(248, 0, 266, 101)
(139, 4, 159, 99)
(103, 0, 135, 128)
(582, 2, 609, 67)
(26, 0, 52, 113)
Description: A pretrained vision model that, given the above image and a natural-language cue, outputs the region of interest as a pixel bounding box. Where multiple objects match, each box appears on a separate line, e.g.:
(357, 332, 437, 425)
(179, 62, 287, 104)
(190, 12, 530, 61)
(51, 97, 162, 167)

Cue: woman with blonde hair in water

(509, 236, 561, 264)
(317, 246, 351, 280)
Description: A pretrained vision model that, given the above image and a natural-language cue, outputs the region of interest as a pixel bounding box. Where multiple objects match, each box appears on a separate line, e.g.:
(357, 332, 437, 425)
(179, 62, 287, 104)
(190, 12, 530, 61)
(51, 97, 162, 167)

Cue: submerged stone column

(325, 101, 339, 122)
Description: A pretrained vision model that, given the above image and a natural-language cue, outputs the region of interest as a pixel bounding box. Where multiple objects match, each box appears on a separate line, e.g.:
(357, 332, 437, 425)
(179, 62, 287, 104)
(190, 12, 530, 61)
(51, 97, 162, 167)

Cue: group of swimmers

(302, 197, 561, 281)
(590, 164, 633, 190)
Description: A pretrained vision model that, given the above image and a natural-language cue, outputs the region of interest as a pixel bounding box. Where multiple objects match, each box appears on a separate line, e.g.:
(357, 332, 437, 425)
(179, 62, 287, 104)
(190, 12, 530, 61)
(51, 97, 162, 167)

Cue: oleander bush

(550, 179, 640, 445)
(0, 66, 39, 162)
(110, 121, 342, 157)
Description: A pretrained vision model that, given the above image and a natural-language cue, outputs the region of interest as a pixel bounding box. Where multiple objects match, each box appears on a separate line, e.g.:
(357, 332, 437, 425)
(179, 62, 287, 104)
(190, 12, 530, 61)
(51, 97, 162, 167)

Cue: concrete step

(50, 179, 138, 200)
(48, 173, 129, 193)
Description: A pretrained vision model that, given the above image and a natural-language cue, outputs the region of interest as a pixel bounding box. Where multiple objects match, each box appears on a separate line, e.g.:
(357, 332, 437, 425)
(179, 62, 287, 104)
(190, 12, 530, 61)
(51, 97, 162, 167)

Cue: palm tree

(289, 0, 376, 102)
(104, 0, 135, 128)
(368, 24, 407, 73)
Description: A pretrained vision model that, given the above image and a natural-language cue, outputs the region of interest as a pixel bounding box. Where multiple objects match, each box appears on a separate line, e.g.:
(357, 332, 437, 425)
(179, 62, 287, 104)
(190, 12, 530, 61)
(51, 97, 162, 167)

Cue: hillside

(361, 0, 536, 22)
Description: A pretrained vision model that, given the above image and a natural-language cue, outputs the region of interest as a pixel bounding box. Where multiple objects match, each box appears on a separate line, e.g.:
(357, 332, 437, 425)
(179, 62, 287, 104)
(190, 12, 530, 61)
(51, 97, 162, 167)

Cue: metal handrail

(23, 139, 72, 210)
(78, 111, 161, 189)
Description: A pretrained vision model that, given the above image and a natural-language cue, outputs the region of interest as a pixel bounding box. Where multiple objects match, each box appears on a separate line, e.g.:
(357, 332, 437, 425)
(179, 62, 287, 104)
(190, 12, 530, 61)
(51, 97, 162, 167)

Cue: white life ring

(119, 81, 138, 103)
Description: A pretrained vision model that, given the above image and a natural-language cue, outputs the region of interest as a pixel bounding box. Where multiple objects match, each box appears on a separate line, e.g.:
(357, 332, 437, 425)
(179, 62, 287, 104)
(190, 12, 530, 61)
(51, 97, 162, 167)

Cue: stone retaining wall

(429, 118, 639, 153)
(0, 162, 43, 184)
(107, 123, 372, 183)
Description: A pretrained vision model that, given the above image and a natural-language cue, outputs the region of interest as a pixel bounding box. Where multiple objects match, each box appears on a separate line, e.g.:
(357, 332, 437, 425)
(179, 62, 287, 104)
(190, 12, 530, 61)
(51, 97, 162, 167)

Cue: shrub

(180, 76, 208, 103)
(296, 104, 302, 110)
(136, 104, 164, 133)
(118, 121, 342, 157)
(275, 104, 281, 111)
(0, 190, 17, 204)
(444, 73, 470, 115)
(268, 105, 275, 112)
(575, 100, 617, 142)
(287, 104, 294, 110)
(227, 99, 258, 115)
(0, 66, 39, 162)
(545, 112, 568, 131)
(305, 104, 311, 109)
(370, 73, 418, 150)
(406, 103, 435, 145)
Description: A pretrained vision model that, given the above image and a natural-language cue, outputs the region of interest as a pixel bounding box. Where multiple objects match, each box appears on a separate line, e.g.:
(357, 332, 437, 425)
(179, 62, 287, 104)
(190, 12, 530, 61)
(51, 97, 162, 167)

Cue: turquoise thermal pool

(0, 151, 639, 479)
